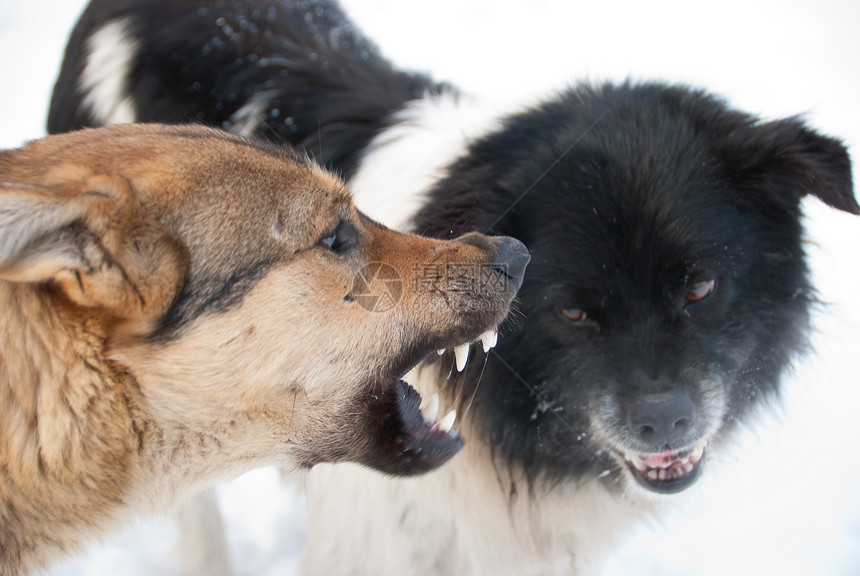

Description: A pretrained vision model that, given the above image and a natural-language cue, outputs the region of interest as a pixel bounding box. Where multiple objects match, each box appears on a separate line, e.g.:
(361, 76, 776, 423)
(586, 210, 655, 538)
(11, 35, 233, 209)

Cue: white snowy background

(2, 1, 859, 574)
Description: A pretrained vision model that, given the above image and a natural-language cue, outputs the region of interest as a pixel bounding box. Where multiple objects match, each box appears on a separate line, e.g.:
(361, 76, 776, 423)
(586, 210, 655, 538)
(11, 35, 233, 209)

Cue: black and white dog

(49, 0, 857, 573)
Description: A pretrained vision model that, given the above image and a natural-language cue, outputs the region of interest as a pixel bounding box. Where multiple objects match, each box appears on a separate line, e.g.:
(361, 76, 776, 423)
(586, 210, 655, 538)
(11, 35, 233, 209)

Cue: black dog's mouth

(621, 439, 708, 494)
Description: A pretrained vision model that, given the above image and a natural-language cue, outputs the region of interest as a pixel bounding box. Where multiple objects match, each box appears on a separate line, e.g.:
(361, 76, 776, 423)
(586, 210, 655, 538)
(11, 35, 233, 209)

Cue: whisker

(456, 349, 490, 432)
(300, 386, 318, 407)
(491, 352, 582, 438)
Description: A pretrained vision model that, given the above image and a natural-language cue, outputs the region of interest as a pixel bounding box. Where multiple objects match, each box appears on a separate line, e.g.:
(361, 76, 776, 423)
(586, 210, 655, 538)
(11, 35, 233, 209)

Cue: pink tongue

(643, 450, 677, 469)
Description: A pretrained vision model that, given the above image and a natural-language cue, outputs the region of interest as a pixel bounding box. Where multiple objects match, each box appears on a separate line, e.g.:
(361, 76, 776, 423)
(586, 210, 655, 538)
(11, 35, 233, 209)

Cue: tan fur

(0, 124, 520, 574)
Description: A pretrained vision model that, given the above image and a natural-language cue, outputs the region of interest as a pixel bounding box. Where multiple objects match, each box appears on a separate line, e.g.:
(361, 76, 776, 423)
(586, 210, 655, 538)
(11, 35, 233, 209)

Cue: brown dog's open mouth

(388, 379, 463, 470)
(621, 439, 708, 494)
(362, 327, 499, 476)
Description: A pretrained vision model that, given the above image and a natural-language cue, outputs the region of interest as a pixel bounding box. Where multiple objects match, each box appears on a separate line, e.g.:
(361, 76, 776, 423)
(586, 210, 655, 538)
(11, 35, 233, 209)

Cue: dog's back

(47, 0, 447, 181)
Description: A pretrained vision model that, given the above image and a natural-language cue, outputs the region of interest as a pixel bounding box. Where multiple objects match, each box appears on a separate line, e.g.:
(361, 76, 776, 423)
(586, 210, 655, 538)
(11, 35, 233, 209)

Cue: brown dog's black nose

(627, 391, 696, 447)
(456, 233, 530, 292)
(493, 237, 530, 291)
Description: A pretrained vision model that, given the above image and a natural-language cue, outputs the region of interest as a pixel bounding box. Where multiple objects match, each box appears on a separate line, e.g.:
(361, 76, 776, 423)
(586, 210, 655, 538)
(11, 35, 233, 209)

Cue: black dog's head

(416, 82, 857, 495)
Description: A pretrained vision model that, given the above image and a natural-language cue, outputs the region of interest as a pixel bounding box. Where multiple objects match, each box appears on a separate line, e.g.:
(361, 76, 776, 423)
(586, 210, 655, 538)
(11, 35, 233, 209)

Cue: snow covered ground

(1, 1, 859, 574)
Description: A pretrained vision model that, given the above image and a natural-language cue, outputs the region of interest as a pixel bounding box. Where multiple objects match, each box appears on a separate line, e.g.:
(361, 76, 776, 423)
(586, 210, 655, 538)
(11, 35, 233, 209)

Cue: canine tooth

(682, 462, 694, 474)
(454, 343, 470, 372)
(480, 328, 499, 352)
(627, 453, 647, 472)
(420, 393, 439, 422)
(437, 349, 446, 355)
(437, 409, 456, 434)
(647, 470, 658, 481)
(691, 441, 706, 462)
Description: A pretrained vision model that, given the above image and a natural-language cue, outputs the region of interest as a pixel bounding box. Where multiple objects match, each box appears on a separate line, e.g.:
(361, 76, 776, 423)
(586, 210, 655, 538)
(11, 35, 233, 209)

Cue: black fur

(49, 0, 857, 492)
(48, 0, 448, 179)
(414, 83, 857, 484)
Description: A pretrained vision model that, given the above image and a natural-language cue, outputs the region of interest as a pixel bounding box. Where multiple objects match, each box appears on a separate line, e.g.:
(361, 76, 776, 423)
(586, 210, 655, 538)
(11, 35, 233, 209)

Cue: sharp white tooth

(691, 440, 706, 462)
(437, 349, 446, 355)
(453, 343, 470, 372)
(682, 462, 694, 474)
(647, 469, 658, 481)
(626, 453, 647, 472)
(437, 409, 456, 434)
(420, 393, 439, 422)
(480, 328, 499, 352)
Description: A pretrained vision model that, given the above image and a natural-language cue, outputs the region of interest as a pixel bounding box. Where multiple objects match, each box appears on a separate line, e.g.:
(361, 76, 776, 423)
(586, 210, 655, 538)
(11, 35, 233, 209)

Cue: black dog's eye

(562, 307, 588, 322)
(685, 279, 716, 303)
(320, 220, 359, 254)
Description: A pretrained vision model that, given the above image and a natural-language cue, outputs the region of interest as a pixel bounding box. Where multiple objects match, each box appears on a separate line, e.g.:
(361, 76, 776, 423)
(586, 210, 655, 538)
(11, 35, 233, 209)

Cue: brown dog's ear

(0, 174, 187, 333)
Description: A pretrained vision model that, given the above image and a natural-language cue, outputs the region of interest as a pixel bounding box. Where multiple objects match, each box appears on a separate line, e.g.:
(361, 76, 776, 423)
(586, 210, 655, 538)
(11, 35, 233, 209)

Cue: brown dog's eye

(562, 307, 588, 322)
(686, 279, 716, 303)
(320, 220, 358, 253)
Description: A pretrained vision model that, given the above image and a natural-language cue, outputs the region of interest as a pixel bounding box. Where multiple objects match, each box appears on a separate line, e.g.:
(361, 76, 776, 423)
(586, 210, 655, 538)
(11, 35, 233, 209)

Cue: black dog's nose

(627, 391, 696, 446)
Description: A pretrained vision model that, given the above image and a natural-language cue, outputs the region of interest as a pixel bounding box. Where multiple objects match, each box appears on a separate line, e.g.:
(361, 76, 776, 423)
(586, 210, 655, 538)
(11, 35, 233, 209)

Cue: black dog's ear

(730, 117, 857, 215)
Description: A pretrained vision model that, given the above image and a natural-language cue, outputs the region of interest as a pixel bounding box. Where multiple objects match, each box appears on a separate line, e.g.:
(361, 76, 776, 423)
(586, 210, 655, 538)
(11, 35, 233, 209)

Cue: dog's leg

(175, 489, 234, 576)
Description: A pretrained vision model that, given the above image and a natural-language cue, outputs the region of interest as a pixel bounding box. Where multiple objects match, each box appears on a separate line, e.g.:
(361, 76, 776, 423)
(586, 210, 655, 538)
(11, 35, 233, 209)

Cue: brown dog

(0, 123, 528, 575)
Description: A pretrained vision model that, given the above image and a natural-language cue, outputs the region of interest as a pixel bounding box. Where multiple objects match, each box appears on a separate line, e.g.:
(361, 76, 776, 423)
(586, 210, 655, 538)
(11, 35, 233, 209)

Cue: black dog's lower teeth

(625, 440, 708, 483)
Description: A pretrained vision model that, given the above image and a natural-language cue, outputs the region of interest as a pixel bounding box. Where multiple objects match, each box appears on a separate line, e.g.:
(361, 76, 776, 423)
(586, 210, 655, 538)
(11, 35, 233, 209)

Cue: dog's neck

(0, 284, 139, 573)
(0, 283, 274, 574)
